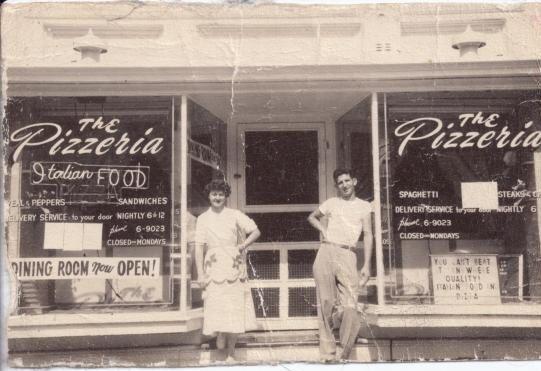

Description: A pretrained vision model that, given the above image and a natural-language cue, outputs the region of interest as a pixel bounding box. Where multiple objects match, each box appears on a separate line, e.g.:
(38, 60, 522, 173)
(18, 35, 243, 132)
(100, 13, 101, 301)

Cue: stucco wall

(2, 3, 541, 69)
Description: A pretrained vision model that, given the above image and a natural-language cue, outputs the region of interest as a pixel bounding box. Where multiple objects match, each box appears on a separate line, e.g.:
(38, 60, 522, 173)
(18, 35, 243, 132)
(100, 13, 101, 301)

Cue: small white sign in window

(461, 181, 499, 210)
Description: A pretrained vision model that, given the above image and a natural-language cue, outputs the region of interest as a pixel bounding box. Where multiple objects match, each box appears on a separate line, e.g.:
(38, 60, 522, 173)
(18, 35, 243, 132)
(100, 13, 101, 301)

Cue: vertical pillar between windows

(535, 152, 541, 240)
(8, 162, 23, 314)
(371, 92, 386, 306)
(180, 95, 188, 312)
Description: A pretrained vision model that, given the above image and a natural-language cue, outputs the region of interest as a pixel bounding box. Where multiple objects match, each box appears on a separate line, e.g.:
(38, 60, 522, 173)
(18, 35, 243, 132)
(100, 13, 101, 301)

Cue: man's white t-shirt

(319, 197, 372, 247)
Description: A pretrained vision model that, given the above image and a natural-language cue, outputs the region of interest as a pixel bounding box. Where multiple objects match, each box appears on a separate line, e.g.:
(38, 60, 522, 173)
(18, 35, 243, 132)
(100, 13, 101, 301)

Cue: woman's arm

(239, 228, 261, 252)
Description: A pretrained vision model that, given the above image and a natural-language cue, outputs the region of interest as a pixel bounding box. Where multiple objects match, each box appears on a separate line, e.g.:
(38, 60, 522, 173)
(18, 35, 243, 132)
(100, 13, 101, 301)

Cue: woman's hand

(237, 243, 247, 252)
(192, 280, 205, 289)
(320, 229, 328, 243)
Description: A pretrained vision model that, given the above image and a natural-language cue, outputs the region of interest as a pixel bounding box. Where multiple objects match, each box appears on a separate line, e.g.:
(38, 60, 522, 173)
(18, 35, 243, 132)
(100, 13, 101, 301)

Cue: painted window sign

(390, 110, 540, 241)
(6, 99, 173, 252)
(382, 92, 541, 303)
(11, 257, 160, 280)
(394, 111, 541, 156)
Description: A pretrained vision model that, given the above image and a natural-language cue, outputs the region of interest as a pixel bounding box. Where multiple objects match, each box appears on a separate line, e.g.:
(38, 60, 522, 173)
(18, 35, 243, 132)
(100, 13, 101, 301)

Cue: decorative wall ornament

(452, 25, 487, 57)
(73, 29, 107, 62)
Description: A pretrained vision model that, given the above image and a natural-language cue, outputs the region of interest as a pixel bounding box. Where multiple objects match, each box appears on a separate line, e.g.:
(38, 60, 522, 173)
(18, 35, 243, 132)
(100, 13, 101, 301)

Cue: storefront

(4, 1, 541, 360)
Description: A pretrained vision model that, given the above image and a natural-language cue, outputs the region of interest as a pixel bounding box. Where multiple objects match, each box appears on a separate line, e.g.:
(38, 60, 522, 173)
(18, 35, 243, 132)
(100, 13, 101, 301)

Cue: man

(308, 168, 373, 361)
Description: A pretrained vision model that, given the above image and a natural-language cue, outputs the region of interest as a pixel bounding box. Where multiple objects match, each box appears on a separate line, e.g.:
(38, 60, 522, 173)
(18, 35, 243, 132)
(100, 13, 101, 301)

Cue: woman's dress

(195, 207, 259, 335)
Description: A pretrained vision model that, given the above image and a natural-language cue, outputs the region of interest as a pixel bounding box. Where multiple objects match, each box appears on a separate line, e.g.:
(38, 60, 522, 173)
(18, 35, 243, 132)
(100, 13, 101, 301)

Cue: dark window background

(251, 288, 280, 318)
(288, 287, 317, 317)
(248, 212, 319, 242)
(246, 250, 280, 280)
(245, 131, 319, 205)
(288, 250, 317, 279)
(350, 132, 373, 200)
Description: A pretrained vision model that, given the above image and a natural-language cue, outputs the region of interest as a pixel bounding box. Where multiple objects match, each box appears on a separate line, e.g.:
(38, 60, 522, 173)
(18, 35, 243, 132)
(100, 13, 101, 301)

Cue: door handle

(234, 173, 242, 179)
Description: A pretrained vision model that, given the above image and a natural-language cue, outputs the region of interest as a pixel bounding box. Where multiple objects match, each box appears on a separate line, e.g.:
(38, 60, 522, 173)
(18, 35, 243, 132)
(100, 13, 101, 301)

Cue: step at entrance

(196, 330, 389, 365)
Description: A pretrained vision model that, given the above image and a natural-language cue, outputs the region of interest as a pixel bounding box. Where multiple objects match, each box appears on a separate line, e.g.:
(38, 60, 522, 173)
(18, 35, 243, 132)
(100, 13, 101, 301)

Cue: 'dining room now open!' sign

(11, 257, 160, 280)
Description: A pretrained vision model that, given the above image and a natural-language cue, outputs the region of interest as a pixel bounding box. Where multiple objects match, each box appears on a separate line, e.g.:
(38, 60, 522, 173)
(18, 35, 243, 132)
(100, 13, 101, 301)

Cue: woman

(195, 179, 261, 362)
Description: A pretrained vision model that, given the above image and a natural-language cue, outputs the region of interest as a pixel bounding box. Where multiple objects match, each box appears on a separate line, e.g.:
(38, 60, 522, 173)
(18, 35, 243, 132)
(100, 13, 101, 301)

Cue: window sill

(8, 308, 203, 339)
(365, 304, 541, 328)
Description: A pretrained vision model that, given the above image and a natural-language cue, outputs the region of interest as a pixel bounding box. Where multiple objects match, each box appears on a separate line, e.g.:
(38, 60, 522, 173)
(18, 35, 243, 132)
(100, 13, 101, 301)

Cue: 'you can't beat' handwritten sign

(430, 254, 501, 304)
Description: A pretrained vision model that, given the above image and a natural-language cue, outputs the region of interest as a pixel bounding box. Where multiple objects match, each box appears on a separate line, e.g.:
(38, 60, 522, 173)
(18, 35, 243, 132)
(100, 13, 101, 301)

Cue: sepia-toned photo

(2, 0, 541, 368)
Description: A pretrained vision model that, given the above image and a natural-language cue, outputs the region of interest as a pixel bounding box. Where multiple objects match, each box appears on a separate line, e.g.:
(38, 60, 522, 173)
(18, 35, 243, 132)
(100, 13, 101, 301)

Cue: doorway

(237, 122, 326, 330)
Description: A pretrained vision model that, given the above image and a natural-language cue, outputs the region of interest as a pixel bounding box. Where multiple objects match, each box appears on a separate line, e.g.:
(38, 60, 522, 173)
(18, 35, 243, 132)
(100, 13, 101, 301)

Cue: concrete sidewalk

(8, 335, 541, 367)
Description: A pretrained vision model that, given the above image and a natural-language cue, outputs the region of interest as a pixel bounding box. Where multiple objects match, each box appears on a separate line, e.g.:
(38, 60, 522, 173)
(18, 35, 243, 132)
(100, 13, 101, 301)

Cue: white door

(237, 123, 326, 330)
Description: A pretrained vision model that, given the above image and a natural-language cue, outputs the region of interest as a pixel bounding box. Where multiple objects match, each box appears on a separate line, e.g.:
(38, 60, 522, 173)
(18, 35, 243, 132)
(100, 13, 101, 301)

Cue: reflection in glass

(187, 100, 228, 310)
(350, 132, 373, 200)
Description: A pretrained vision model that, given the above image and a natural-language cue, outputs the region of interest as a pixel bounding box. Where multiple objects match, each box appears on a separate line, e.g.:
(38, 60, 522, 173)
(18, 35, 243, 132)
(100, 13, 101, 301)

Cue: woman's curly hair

(204, 179, 231, 197)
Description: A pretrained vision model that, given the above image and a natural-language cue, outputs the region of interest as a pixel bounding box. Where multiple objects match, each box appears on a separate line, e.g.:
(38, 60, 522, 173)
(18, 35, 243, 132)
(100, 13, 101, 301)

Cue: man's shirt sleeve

(318, 198, 332, 215)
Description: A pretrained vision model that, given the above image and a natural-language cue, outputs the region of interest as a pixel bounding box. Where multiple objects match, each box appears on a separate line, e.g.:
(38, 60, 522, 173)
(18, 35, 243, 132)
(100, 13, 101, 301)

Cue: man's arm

(307, 208, 327, 242)
(359, 212, 373, 283)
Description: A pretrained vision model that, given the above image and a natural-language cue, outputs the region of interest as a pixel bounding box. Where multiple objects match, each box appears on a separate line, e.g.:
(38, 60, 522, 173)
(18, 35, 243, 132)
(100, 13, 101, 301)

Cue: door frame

(236, 122, 327, 330)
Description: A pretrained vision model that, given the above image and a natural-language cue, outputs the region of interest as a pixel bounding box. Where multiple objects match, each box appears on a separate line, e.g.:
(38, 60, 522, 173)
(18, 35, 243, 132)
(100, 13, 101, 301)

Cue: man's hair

(333, 168, 354, 183)
(204, 179, 231, 197)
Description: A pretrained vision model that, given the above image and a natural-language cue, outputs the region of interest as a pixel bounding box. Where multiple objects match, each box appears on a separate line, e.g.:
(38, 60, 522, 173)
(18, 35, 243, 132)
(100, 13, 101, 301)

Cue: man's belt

(322, 241, 357, 251)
